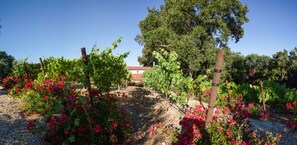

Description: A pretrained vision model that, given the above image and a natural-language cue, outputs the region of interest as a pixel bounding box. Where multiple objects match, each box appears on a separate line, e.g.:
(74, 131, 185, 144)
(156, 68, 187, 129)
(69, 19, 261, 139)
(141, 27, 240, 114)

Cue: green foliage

(12, 58, 40, 80)
(143, 50, 212, 106)
(0, 51, 15, 80)
(137, 0, 249, 77)
(89, 38, 130, 93)
(39, 57, 84, 82)
(143, 50, 188, 105)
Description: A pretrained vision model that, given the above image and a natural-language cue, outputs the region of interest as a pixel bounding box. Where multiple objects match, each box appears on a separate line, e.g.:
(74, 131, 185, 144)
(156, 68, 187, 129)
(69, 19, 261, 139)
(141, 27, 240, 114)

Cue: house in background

(127, 66, 151, 83)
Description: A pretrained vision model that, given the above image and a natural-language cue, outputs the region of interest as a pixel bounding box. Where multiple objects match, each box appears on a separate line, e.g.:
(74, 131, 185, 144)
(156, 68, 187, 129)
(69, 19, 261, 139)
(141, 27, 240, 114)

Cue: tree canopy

(136, 0, 249, 76)
(0, 51, 15, 80)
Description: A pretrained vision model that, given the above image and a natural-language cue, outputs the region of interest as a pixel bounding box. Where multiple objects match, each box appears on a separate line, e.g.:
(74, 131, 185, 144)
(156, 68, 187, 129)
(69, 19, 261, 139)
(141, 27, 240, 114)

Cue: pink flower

(226, 130, 232, 136)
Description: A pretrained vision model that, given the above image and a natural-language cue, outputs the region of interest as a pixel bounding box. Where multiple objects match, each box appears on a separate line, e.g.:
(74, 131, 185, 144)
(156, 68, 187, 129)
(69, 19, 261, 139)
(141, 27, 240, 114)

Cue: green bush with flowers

(173, 99, 282, 145)
(286, 101, 297, 129)
(43, 90, 131, 144)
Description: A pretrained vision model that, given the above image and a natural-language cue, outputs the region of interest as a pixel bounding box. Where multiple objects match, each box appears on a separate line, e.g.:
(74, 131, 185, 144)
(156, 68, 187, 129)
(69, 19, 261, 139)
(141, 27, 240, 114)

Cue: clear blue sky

(0, 0, 296, 65)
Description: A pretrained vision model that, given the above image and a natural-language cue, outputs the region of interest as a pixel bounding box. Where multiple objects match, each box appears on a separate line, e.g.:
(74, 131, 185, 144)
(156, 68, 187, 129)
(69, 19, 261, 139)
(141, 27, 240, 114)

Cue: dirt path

(117, 86, 182, 145)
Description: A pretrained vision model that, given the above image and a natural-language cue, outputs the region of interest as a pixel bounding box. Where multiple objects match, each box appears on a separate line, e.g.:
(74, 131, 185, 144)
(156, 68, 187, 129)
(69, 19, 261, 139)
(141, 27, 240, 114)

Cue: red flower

(229, 119, 236, 126)
(27, 121, 36, 129)
(125, 122, 130, 127)
(107, 128, 113, 134)
(231, 138, 238, 144)
(93, 124, 101, 133)
(44, 96, 49, 101)
(64, 129, 69, 135)
(24, 113, 30, 117)
(226, 130, 232, 136)
(286, 102, 294, 110)
(50, 122, 56, 131)
(112, 122, 118, 128)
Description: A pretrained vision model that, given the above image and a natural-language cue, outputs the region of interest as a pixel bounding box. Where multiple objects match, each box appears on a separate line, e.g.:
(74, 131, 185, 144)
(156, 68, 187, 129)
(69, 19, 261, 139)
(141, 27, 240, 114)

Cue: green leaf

(79, 96, 87, 105)
(70, 108, 76, 116)
(69, 135, 75, 143)
(74, 118, 80, 126)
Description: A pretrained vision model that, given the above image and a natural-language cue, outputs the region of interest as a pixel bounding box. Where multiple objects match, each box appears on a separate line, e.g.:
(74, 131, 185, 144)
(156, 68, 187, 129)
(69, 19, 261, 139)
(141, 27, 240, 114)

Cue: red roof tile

(127, 66, 151, 70)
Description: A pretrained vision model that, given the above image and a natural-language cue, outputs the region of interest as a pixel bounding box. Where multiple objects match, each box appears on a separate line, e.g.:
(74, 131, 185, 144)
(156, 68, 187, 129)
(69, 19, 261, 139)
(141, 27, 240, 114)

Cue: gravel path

(249, 118, 297, 145)
(0, 85, 46, 145)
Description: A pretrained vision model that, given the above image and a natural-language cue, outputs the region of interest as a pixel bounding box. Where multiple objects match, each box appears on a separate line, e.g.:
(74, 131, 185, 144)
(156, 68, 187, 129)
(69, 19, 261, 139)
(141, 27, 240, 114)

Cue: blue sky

(0, 0, 296, 65)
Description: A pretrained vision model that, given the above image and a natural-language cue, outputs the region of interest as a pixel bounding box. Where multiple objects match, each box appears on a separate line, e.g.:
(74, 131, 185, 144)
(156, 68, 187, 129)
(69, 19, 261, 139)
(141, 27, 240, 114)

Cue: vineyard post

(81, 47, 94, 106)
(205, 48, 224, 128)
(23, 62, 30, 80)
(260, 80, 266, 111)
(39, 57, 45, 75)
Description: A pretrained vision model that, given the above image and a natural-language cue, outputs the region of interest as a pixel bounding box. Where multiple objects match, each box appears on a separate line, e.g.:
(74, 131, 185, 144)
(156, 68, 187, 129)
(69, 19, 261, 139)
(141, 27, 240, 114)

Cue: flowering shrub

(20, 78, 70, 115)
(173, 101, 281, 145)
(286, 101, 297, 129)
(246, 102, 270, 121)
(44, 90, 131, 144)
(2, 76, 20, 90)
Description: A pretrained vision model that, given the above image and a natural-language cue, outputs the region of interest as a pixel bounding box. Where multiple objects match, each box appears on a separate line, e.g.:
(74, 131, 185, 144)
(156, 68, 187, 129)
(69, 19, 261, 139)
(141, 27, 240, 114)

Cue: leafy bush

(20, 78, 70, 115)
(2, 76, 21, 91)
(286, 101, 297, 129)
(174, 100, 281, 145)
(89, 38, 131, 93)
(44, 90, 131, 145)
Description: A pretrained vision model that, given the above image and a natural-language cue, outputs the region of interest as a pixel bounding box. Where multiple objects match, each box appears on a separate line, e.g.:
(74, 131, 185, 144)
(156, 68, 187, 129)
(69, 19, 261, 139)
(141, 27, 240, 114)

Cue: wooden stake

(81, 47, 93, 106)
(260, 80, 266, 111)
(23, 62, 30, 80)
(205, 48, 224, 127)
(39, 57, 45, 75)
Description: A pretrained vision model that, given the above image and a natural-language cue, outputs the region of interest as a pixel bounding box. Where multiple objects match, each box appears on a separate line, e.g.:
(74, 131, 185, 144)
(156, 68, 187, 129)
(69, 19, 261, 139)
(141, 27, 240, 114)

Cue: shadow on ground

(119, 87, 174, 145)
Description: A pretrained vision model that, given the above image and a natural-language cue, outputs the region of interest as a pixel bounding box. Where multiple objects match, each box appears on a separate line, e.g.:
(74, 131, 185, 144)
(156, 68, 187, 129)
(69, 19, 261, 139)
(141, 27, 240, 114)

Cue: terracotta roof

(127, 66, 151, 70)
(131, 74, 143, 82)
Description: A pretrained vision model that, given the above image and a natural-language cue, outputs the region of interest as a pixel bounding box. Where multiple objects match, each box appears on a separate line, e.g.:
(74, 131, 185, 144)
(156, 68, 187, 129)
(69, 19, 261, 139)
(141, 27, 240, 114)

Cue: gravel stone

(0, 85, 48, 145)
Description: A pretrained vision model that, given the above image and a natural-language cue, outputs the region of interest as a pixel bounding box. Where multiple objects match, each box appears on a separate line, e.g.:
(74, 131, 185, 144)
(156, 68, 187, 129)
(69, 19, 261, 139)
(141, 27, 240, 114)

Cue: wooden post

(205, 48, 224, 127)
(81, 47, 93, 106)
(260, 80, 266, 111)
(23, 62, 30, 80)
(39, 57, 45, 75)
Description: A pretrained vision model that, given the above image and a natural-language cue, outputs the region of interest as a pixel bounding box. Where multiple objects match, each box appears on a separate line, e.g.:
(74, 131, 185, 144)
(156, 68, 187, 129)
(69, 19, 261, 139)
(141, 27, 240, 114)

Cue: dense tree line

(0, 51, 15, 80)
(224, 48, 297, 88)
(137, 0, 297, 88)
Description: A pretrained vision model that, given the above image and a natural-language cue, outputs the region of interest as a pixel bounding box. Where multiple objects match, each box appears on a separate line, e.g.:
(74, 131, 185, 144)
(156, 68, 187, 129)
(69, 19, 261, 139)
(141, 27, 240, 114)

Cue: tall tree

(287, 47, 297, 87)
(272, 50, 289, 82)
(0, 51, 15, 80)
(136, 0, 249, 77)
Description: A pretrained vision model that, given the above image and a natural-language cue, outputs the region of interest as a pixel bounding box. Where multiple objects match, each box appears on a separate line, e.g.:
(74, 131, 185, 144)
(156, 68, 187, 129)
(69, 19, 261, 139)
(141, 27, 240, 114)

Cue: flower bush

(2, 76, 20, 90)
(246, 102, 270, 121)
(173, 99, 281, 145)
(44, 90, 131, 145)
(19, 78, 70, 115)
(286, 101, 297, 129)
